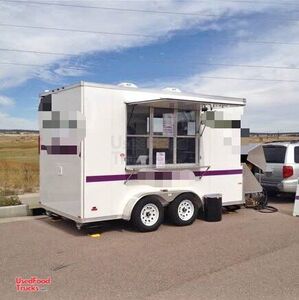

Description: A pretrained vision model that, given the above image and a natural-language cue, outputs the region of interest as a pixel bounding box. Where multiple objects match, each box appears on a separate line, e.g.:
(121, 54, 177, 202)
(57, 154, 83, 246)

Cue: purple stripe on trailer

(295, 196, 299, 200)
(193, 169, 243, 177)
(86, 168, 243, 183)
(86, 174, 138, 183)
(41, 145, 77, 155)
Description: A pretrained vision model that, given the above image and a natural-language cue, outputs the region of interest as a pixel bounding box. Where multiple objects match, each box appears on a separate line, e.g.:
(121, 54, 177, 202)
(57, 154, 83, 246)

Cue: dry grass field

(0, 133, 298, 196)
(0, 134, 39, 195)
(242, 135, 299, 144)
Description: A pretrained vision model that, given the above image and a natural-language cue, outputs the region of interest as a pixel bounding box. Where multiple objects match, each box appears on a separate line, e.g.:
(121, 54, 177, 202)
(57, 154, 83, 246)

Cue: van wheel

(167, 194, 199, 226)
(131, 197, 164, 232)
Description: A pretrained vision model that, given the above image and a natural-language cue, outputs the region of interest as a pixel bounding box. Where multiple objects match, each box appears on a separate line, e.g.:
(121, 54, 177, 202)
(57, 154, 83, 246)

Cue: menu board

(153, 138, 169, 149)
(187, 122, 196, 135)
(156, 152, 165, 168)
(153, 117, 163, 133)
(163, 113, 174, 136)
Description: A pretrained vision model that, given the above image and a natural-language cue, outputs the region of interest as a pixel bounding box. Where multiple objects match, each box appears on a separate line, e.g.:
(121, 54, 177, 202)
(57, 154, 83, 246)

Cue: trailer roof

(125, 96, 245, 109)
(40, 81, 246, 106)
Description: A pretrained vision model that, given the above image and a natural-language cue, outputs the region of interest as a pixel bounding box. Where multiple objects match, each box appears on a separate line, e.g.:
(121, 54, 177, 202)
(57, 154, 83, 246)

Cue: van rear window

(295, 147, 299, 163)
(263, 145, 286, 163)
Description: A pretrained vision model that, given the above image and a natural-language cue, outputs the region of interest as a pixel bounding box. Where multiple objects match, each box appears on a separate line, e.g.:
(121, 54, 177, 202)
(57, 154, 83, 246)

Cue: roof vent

(118, 82, 138, 88)
(163, 87, 182, 93)
(44, 89, 50, 93)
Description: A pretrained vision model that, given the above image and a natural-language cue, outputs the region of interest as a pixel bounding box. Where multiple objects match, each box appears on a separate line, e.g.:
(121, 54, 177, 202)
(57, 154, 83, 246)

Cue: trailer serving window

(177, 110, 196, 164)
(126, 105, 150, 165)
(126, 104, 199, 167)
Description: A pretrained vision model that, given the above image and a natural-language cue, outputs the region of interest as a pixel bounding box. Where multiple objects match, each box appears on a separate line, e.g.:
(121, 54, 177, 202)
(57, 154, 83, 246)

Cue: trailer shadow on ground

(38, 216, 139, 236)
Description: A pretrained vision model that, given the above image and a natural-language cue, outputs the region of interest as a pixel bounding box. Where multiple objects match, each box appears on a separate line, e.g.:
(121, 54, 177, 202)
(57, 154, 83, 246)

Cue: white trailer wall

(83, 86, 244, 221)
(40, 86, 84, 219)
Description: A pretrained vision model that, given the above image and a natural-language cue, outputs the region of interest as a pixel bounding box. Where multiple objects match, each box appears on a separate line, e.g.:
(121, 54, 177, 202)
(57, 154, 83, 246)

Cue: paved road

(0, 197, 298, 299)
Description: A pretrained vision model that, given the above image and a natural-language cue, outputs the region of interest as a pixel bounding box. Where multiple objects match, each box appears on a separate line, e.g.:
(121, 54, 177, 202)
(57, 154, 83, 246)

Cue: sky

(0, 0, 299, 132)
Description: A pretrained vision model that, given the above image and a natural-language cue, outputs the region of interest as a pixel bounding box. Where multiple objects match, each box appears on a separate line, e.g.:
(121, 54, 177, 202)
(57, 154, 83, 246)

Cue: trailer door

(39, 90, 85, 219)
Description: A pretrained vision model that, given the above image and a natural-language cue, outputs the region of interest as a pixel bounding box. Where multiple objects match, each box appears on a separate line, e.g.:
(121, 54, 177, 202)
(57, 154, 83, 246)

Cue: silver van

(257, 141, 299, 194)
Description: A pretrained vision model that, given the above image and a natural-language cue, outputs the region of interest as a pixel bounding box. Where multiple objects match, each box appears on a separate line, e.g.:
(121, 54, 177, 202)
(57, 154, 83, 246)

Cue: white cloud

(0, 95, 14, 106)
(0, 1, 295, 130)
(0, 112, 37, 129)
(164, 20, 299, 132)
(0, 0, 277, 89)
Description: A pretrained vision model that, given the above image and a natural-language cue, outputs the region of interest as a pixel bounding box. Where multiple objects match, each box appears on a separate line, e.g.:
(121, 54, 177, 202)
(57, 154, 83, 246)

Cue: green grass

(0, 195, 21, 207)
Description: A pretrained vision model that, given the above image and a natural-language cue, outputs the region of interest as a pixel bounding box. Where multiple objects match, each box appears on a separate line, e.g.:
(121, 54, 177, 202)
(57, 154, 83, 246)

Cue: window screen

(177, 110, 196, 136)
(295, 147, 299, 163)
(263, 145, 286, 163)
(126, 105, 150, 165)
(177, 138, 196, 163)
(126, 137, 149, 165)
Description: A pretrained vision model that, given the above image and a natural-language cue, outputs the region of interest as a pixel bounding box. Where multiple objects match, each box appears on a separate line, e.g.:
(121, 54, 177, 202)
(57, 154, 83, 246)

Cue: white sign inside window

(187, 122, 196, 135)
(163, 113, 174, 136)
(146, 117, 150, 133)
(156, 152, 166, 168)
(153, 118, 163, 133)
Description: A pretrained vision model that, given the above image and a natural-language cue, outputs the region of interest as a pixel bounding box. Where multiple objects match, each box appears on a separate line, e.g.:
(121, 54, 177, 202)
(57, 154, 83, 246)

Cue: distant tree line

(0, 129, 39, 134)
(251, 132, 299, 136)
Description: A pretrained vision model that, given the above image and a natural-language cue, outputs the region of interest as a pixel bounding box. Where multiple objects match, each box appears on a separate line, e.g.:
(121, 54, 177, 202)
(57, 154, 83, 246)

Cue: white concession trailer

(39, 81, 246, 231)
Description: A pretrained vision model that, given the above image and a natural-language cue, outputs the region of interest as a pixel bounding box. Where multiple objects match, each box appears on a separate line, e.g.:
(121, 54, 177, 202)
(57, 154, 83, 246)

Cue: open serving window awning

(125, 95, 246, 110)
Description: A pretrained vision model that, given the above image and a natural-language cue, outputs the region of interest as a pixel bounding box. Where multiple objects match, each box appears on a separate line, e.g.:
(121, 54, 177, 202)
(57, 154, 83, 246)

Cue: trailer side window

(176, 110, 196, 164)
(177, 138, 196, 164)
(177, 110, 196, 136)
(127, 105, 150, 165)
(127, 137, 149, 165)
(153, 137, 174, 164)
(126, 105, 198, 166)
(152, 108, 175, 164)
(127, 105, 149, 135)
(153, 108, 174, 136)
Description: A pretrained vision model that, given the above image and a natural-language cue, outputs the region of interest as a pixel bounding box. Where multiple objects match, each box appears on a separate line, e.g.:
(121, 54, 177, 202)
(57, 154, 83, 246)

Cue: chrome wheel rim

(178, 200, 194, 221)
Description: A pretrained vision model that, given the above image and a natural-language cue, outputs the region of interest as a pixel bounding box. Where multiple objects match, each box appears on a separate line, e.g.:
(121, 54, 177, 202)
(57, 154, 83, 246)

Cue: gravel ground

(0, 196, 298, 300)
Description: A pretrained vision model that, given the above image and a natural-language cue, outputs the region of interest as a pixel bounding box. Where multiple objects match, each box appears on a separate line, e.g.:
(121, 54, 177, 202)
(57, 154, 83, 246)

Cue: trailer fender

(176, 192, 203, 207)
(123, 191, 202, 221)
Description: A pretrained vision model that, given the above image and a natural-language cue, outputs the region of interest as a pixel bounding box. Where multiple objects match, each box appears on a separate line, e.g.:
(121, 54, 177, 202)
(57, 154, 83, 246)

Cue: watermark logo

(15, 276, 51, 292)
(111, 135, 126, 164)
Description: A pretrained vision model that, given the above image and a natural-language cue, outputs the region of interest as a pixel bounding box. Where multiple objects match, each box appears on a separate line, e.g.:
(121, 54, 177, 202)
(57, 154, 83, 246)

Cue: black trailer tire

(131, 197, 164, 232)
(167, 194, 199, 226)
